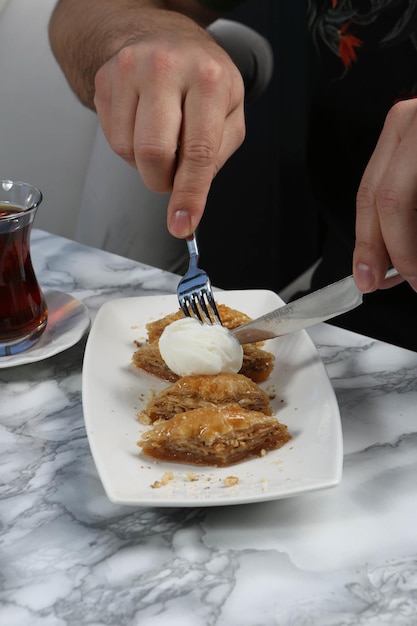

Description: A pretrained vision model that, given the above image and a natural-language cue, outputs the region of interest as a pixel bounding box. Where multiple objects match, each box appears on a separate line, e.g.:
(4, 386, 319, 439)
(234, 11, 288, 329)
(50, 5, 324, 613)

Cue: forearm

(48, 0, 222, 109)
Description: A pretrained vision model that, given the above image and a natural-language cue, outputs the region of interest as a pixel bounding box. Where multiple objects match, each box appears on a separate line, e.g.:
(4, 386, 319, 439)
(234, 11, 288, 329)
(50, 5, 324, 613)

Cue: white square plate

(82, 290, 343, 507)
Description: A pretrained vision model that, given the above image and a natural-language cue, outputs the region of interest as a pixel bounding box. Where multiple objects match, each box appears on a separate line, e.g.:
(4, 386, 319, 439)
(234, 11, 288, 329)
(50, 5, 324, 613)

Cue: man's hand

(93, 25, 245, 238)
(49, 1, 245, 238)
(353, 98, 417, 293)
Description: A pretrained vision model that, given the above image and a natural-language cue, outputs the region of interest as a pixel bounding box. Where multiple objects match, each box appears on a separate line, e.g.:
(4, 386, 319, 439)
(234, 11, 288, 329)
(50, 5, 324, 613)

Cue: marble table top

(1, 229, 417, 626)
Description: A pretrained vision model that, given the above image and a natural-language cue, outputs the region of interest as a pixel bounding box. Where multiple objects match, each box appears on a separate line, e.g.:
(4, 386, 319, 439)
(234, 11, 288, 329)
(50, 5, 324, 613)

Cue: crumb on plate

(150, 471, 174, 489)
(223, 475, 239, 487)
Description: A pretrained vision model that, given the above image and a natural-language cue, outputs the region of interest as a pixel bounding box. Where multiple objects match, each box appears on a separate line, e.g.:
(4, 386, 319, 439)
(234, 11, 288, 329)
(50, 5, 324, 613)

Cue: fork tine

(188, 295, 205, 323)
(179, 292, 216, 325)
(204, 289, 222, 324)
(179, 298, 191, 319)
(176, 232, 222, 326)
(195, 291, 214, 324)
(178, 294, 200, 322)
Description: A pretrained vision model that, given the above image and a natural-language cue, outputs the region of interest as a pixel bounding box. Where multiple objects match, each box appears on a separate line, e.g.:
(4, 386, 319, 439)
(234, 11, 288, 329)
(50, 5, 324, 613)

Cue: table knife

(231, 267, 399, 344)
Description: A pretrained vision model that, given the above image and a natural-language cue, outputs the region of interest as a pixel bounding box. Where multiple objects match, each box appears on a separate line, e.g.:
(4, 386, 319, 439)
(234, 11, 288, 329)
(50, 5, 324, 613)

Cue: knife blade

(231, 267, 399, 344)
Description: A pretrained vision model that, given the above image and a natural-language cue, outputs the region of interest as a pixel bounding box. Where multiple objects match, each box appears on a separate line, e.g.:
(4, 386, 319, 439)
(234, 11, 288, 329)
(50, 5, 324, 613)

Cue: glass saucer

(0, 290, 90, 368)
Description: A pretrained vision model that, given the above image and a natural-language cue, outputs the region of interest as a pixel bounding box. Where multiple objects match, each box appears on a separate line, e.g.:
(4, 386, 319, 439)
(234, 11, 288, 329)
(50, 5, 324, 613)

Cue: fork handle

(186, 233, 199, 266)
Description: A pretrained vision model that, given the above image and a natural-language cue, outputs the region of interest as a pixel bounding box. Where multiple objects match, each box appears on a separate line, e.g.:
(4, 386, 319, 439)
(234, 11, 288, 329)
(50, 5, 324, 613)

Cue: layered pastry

(133, 304, 275, 383)
(133, 341, 179, 383)
(134, 302, 291, 468)
(138, 372, 273, 424)
(133, 339, 274, 383)
(145, 303, 253, 343)
(139, 403, 291, 467)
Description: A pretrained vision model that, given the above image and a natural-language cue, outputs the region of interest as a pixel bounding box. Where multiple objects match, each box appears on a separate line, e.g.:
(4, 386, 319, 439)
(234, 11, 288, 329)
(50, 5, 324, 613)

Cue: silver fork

(177, 232, 222, 325)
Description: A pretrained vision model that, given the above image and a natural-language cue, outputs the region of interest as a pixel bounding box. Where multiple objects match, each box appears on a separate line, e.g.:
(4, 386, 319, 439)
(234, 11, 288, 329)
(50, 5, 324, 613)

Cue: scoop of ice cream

(158, 317, 243, 377)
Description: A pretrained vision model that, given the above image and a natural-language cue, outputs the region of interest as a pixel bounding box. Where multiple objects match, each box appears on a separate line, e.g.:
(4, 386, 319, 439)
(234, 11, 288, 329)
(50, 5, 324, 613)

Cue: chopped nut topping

(223, 475, 239, 487)
(150, 471, 174, 489)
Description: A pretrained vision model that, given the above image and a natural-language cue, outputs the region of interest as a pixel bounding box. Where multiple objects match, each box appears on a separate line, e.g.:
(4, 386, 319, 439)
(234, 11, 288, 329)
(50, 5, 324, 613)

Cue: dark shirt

(306, 2, 417, 350)
(308, 1, 417, 119)
(199, 0, 417, 349)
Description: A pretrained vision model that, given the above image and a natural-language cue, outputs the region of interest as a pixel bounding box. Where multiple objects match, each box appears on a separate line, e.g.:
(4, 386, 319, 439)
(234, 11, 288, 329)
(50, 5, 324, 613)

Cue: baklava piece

(133, 302, 272, 384)
(133, 340, 274, 384)
(241, 343, 275, 383)
(139, 403, 291, 466)
(138, 372, 272, 424)
(132, 340, 179, 382)
(145, 304, 253, 343)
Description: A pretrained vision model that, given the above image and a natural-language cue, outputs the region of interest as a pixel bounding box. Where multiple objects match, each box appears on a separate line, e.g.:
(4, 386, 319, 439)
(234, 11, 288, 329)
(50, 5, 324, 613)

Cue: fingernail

(356, 263, 375, 292)
(171, 210, 192, 238)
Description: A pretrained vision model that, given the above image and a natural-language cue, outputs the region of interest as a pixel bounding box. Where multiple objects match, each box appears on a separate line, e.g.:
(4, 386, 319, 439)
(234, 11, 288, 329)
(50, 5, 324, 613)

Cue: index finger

(354, 100, 417, 290)
(167, 68, 245, 238)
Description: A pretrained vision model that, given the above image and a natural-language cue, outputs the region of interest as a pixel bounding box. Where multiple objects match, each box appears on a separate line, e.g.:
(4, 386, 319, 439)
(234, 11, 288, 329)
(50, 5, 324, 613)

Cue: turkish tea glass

(0, 180, 48, 356)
